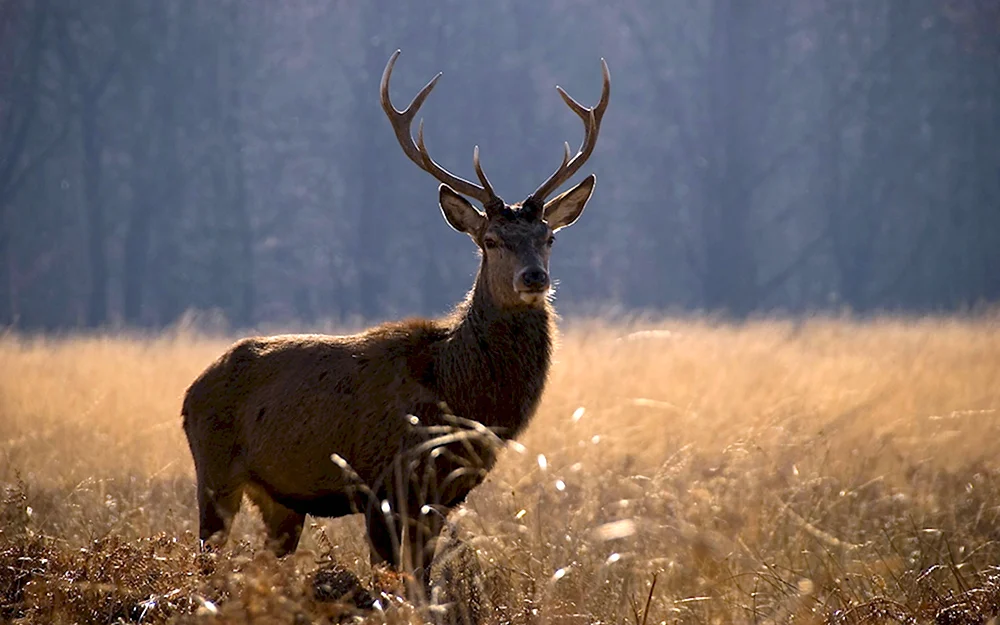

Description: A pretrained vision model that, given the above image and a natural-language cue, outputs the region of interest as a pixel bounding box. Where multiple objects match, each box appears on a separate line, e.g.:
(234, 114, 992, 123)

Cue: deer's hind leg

(245, 484, 306, 557)
(184, 408, 247, 552)
(197, 478, 244, 551)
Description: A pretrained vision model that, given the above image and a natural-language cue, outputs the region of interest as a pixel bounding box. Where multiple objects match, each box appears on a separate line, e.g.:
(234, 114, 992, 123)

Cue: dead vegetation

(1, 316, 999, 623)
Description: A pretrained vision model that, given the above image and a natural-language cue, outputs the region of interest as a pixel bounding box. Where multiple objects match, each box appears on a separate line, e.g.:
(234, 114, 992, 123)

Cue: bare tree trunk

(151, 102, 185, 326)
(55, 7, 120, 327)
(0, 222, 10, 326)
(196, 2, 254, 328)
(700, 0, 761, 317)
(830, 2, 921, 312)
(224, 4, 254, 328)
(121, 5, 154, 326)
(144, 3, 185, 327)
(80, 100, 108, 327)
(353, 28, 392, 320)
(972, 46, 1000, 303)
(122, 161, 152, 325)
(0, 0, 52, 326)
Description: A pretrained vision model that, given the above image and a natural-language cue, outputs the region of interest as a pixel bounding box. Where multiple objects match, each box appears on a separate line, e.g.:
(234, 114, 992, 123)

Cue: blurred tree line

(0, 0, 997, 330)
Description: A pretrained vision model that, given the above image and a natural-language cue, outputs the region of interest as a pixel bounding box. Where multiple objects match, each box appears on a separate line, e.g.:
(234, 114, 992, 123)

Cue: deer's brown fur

(182, 51, 608, 592)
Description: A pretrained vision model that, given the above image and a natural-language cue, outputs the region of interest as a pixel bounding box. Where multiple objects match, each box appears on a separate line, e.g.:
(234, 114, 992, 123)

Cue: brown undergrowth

(1, 315, 999, 623)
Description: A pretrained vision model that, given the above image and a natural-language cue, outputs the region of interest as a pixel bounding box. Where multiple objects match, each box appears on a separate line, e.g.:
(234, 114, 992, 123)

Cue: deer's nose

(517, 267, 550, 292)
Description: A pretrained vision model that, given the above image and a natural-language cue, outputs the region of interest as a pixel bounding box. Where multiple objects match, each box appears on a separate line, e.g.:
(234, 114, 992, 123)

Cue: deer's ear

(543, 174, 595, 231)
(440, 184, 486, 236)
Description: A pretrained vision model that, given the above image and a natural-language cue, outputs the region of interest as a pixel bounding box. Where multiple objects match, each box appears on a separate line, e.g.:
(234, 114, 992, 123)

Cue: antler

(528, 59, 611, 204)
(380, 50, 501, 210)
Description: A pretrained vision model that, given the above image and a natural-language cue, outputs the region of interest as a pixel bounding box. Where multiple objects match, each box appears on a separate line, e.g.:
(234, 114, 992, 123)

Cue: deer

(181, 50, 610, 593)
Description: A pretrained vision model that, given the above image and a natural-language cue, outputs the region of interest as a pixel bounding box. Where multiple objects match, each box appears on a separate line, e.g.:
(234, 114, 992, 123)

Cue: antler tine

(380, 50, 499, 207)
(529, 58, 611, 203)
(472, 146, 497, 200)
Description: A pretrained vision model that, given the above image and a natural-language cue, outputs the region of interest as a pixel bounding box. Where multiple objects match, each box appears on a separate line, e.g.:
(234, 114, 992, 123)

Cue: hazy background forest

(1, 0, 998, 330)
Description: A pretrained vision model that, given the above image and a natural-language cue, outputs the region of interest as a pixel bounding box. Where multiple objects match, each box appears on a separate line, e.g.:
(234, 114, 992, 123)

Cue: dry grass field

(2, 316, 1000, 624)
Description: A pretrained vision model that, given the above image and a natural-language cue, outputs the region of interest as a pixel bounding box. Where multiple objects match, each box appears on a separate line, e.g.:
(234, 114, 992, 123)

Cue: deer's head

(381, 51, 610, 308)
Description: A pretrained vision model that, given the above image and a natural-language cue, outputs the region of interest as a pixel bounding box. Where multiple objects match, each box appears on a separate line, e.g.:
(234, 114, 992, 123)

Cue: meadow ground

(1, 315, 1000, 624)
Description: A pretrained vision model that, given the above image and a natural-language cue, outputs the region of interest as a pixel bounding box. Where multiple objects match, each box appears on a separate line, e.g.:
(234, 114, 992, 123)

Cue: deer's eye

(483, 236, 500, 250)
(547, 236, 556, 246)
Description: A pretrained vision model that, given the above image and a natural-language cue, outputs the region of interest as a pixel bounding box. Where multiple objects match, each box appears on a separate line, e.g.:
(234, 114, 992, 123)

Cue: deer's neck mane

(435, 272, 555, 439)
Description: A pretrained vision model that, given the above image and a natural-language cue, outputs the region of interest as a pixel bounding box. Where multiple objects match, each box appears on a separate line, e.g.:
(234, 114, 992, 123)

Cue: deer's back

(183, 324, 448, 499)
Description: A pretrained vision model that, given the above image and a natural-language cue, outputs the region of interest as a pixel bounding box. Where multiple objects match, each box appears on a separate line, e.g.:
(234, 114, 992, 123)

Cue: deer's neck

(436, 273, 555, 438)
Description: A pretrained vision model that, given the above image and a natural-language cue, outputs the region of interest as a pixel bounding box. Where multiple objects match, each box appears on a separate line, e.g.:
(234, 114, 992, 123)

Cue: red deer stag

(182, 50, 610, 591)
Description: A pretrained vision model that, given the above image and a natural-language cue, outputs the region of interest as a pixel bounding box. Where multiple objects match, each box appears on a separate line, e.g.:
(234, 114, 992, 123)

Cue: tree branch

(759, 227, 830, 298)
(0, 0, 48, 187)
(1, 121, 70, 205)
(741, 14, 932, 199)
(619, 2, 703, 159)
(87, 45, 122, 103)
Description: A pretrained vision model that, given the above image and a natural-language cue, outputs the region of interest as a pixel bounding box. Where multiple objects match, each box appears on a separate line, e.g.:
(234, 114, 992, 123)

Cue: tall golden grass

(1, 316, 999, 623)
